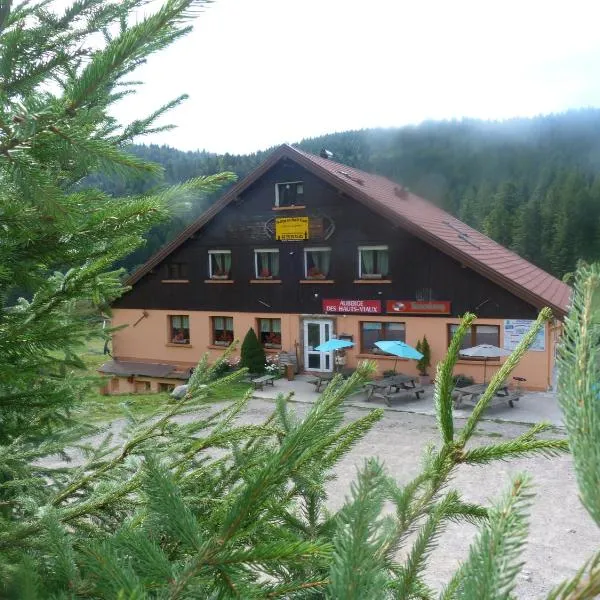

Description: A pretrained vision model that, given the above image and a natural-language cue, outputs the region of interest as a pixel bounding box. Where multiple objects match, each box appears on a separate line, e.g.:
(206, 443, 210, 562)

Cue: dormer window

(208, 250, 232, 280)
(275, 181, 304, 207)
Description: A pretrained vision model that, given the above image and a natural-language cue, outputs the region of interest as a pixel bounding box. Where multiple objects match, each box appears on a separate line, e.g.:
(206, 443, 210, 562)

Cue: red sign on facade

(386, 300, 451, 314)
(323, 299, 382, 314)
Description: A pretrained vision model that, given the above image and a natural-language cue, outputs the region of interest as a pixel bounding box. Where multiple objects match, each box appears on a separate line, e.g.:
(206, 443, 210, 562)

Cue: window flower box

(361, 273, 383, 280)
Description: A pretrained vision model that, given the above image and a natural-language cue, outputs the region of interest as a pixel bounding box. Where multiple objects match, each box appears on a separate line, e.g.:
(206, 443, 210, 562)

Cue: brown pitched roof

(126, 144, 571, 317)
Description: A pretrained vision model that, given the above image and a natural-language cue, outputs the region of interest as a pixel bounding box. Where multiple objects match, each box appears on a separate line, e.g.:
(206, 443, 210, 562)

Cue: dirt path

(44, 398, 598, 598)
(237, 399, 598, 599)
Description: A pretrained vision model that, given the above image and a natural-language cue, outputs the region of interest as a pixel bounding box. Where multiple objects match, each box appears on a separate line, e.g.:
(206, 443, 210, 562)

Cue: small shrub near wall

(240, 328, 266, 374)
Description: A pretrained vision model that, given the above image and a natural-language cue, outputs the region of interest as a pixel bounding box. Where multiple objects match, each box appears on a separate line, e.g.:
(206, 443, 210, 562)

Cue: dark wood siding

(115, 159, 538, 320)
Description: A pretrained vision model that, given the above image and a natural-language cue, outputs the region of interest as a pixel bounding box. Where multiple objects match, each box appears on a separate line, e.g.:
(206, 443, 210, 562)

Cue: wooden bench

(373, 386, 425, 407)
(250, 374, 277, 390)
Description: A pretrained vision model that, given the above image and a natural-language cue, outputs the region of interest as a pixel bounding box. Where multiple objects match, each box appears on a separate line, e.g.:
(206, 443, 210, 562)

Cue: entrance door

(304, 320, 333, 372)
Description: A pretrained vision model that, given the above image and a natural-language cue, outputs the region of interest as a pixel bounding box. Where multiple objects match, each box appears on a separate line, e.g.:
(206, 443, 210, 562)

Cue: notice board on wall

(503, 319, 546, 352)
(275, 217, 309, 240)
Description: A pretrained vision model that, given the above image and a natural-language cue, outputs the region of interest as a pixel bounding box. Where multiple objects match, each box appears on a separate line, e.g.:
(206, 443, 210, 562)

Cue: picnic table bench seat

(364, 374, 418, 399)
(371, 386, 425, 407)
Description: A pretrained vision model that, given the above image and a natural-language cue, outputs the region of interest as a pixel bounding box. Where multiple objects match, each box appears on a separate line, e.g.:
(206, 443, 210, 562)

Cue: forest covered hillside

(98, 109, 600, 279)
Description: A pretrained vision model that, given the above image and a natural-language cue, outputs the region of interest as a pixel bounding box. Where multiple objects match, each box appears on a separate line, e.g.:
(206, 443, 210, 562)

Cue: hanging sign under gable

(275, 216, 309, 241)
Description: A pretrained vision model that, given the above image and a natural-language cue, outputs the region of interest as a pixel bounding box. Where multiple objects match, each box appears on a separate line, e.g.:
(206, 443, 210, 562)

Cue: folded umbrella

(459, 344, 511, 382)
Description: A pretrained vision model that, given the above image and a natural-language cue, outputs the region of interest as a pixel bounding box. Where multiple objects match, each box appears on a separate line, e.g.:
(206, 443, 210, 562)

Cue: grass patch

(79, 391, 170, 422)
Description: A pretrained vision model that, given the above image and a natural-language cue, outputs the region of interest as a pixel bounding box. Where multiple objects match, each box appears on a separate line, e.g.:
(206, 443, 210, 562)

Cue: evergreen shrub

(240, 327, 266, 374)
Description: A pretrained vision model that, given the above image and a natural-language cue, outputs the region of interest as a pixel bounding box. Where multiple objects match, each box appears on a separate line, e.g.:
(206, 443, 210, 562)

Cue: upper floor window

(165, 262, 187, 280)
(360, 321, 405, 354)
(258, 318, 282, 349)
(275, 181, 304, 207)
(169, 315, 190, 345)
(208, 250, 231, 279)
(358, 246, 389, 279)
(304, 247, 331, 279)
(212, 316, 234, 346)
(254, 249, 280, 279)
(448, 324, 500, 354)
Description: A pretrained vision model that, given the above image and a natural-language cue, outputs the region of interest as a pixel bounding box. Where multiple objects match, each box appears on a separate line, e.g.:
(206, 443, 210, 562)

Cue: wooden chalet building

(101, 144, 571, 394)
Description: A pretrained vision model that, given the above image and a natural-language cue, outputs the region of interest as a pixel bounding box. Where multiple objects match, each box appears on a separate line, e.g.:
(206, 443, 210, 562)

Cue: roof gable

(126, 144, 571, 317)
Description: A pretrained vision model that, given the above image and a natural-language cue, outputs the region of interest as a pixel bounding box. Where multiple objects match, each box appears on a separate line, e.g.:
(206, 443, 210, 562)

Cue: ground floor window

(135, 380, 151, 393)
(212, 316, 234, 346)
(258, 318, 282, 348)
(169, 315, 190, 344)
(448, 324, 500, 354)
(360, 321, 405, 353)
(158, 382, 175, 393)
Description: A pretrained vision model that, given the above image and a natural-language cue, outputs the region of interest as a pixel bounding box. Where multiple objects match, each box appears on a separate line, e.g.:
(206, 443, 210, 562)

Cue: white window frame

(274, 181, 304, 207)
(304, 247, 331, 278)
(254, 248, 279, 279)
(208, 249, 232, 279)
(358, 245, 389, 279)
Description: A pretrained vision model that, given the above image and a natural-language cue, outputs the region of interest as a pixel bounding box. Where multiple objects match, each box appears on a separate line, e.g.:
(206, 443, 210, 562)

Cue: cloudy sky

(107, 0, 600, 154)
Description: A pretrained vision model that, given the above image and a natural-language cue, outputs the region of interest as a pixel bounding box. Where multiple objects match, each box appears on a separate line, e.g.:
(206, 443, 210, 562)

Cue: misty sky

(106, 0, 600, 153)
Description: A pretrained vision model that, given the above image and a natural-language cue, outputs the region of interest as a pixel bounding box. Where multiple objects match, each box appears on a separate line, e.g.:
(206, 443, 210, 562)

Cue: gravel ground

(236, 399, 598, 599)
(44, 397, 598, 598)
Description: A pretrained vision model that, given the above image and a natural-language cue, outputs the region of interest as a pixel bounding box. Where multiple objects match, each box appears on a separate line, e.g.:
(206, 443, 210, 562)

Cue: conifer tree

(240, 327, 267, 374)
(0, 0, 234, 572)
(416, 335, 431, 376)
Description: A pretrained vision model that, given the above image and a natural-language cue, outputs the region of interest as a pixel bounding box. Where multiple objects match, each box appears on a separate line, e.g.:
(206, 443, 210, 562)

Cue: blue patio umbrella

(375, 340, 423, 371)
(374, 340, 423, 360)
(315, 338, 354, 352)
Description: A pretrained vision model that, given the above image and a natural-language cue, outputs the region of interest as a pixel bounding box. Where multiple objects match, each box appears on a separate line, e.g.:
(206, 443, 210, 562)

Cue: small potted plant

(307, 266, 326, 279)
(415, 335, 432, 385)
(212, 269, 229, 280)
(259, 267, 272, 279)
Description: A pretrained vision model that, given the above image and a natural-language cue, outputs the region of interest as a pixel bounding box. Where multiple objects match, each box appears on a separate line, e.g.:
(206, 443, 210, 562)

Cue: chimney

(394, 185, 409, 199)
(320, 148, 333, 159)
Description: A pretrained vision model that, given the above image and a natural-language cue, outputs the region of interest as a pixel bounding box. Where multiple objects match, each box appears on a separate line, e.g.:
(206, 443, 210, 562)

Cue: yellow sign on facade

(275, 216, 309, 241)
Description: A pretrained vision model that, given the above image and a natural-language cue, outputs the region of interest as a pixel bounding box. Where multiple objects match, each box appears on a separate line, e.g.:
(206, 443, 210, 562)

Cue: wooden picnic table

(453, 381, 519, 409)
(364, 374, 418, 400)
(308, 368, 356, 393)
